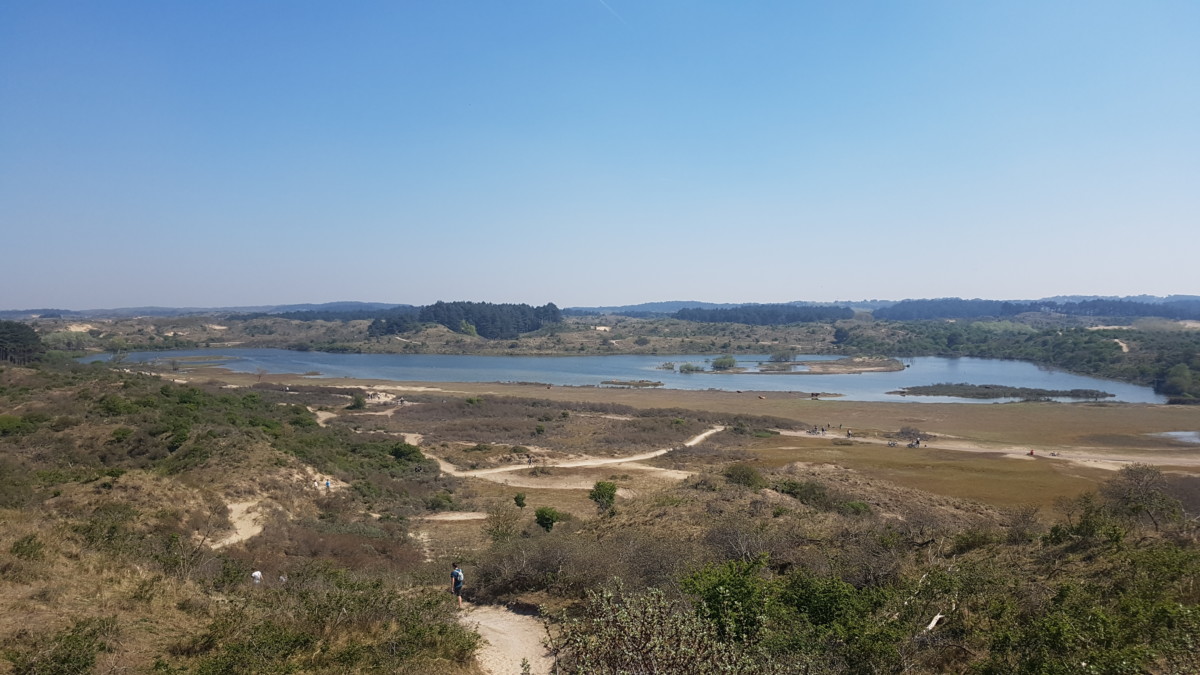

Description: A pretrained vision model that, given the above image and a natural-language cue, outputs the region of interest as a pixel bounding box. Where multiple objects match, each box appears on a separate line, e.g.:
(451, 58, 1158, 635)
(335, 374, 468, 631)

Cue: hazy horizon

(3, 2, 1197, 309)
(7, 288, 1200, 312)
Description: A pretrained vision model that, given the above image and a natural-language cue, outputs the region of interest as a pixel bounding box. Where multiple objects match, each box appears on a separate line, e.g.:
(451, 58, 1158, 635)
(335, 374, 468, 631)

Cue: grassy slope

(4, 358, 1200, 673)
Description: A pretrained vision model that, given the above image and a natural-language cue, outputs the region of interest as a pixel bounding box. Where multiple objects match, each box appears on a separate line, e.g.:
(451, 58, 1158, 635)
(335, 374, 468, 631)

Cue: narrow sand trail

(419, 426, 724, 481)
(418, 511, 488, 521)
(462, 603, 553, 675)
(775, 429, 1200, 471)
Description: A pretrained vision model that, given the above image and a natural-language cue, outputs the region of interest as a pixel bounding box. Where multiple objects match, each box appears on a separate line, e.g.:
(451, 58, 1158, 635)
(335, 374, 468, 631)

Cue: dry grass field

(173, 368, 1200, 515)
(5, 358, 1198, 673)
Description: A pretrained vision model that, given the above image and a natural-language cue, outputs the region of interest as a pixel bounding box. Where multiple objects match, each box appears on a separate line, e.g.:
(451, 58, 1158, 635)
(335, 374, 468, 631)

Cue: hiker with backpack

(451, 562, 464, 608)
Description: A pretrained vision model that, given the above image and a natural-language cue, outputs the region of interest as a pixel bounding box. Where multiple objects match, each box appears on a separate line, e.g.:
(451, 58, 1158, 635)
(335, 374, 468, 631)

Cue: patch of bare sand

(308, 407, 337, 427)
(419, 512, 488, 521)
(409, 531, 434, 562)
(212, 501, 264, 549)
(66, 323, 96, 332)
(463, 603, 552, 675)
(370, 384, 446, 393)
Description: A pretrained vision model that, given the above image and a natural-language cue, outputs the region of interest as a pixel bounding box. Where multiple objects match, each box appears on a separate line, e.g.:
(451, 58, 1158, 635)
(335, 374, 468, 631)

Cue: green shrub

(723, 463, 766, 490)
(837, 501, 872, 517)
(589, 481, 618, 512)
(950, 528, 997, 555)
(551, 585, 784, 674)
(425, 491, 456, 511)
(775, 479, 831, 508)
(534, 506, 568, 532)
(681, 557, 770, 642)
(711, 355, 738, 370)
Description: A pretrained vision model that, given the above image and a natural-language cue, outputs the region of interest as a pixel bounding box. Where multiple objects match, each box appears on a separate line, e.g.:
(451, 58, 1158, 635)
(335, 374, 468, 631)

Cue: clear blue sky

(2, 1, 1197, 309)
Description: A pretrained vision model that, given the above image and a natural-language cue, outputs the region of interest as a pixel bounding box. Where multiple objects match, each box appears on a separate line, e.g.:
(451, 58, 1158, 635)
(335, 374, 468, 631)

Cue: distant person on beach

(451, 562, 464, 607)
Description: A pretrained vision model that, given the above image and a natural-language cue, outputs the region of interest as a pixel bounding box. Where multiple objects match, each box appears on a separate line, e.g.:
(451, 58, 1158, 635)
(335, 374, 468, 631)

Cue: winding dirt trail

(462, 603, 553, 675)
(419, 426, 724, 483)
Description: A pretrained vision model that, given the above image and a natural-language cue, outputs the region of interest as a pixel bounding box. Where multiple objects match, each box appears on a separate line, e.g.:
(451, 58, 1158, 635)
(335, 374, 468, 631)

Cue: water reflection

(82, 349, 1167, 404)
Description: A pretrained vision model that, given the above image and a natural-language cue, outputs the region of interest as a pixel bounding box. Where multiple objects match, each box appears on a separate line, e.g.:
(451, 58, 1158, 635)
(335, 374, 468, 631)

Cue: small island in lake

(600, 379, 664, 388)
(775, 356, 905, 374)
(888, 383, 1115, 400)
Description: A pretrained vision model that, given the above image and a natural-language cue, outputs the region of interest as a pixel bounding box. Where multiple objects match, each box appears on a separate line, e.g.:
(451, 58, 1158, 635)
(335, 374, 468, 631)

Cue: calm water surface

(84, 349, 1167, 404)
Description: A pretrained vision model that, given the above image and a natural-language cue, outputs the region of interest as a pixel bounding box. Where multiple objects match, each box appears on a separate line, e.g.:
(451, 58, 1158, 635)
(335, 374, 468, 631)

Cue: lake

(82, 349, 1167, 404)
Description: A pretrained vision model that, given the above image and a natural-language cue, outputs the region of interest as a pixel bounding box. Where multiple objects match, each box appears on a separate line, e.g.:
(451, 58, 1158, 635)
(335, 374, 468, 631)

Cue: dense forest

(414, 301, 562, 339)
(0, 319, 44, 364)
(875, 298, 1200, 321)
(675, 305, 855, 325)
(271, 301, 567, 341)
(365, 308, 423, 337)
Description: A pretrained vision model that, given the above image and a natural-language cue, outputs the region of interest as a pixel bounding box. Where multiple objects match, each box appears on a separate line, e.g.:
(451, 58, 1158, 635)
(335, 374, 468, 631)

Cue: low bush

(724, 463, 766, 490)
(6, 616, 118, 675)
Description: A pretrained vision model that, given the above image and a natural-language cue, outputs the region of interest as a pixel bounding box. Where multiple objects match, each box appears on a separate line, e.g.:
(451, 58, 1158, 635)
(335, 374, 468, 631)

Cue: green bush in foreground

(551, 585, 790, 675)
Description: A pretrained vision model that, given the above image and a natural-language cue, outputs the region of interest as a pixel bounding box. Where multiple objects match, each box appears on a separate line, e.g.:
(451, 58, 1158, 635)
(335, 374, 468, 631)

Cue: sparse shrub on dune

(723, 463, 767, 490)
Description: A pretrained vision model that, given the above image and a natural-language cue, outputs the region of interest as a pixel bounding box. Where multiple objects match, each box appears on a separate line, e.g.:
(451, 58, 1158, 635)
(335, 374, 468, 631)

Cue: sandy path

(775, 429, 1200, 471)
(419, 511, 488, 521)
(462, 603, 553, 675)
(308, 407, 337, 427)
(421, 426, 723, 482)
(211, 500, 264, 549)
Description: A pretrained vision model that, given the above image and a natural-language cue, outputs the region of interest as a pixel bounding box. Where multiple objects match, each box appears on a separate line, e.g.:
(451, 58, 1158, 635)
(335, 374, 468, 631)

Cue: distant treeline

(366, 301, 562, 340)
(674, 304, 854, 325)
(874, 298, 1200, 321)
(236, 301, 563, 340)
(839, 322, 1200, 399)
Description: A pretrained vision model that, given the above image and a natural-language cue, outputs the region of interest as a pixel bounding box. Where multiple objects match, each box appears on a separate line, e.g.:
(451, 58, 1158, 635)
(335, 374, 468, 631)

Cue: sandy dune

(211, 500, 264, 549)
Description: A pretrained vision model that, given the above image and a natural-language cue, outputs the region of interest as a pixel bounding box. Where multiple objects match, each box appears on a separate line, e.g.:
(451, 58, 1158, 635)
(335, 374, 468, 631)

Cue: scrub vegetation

(4, 313, 1200, 673)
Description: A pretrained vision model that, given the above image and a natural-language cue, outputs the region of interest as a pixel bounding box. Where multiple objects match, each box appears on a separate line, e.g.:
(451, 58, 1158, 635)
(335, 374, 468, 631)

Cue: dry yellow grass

(744, 435, 1110, 509)
(175, 368, 1200, 512)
